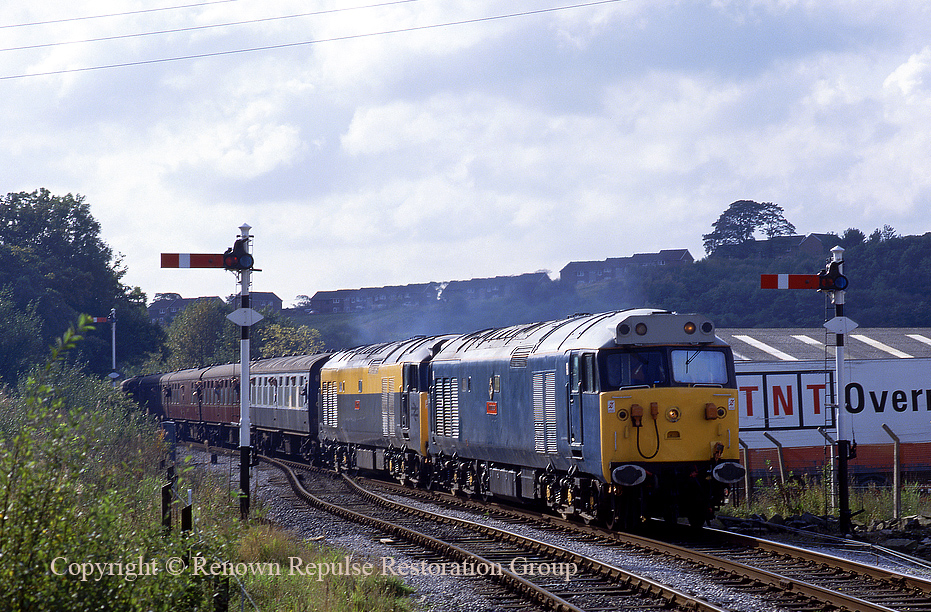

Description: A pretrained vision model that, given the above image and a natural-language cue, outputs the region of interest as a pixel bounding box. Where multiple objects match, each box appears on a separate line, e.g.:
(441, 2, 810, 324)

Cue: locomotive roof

(433, 309, 726, 362)
(322, 335, 457, 369)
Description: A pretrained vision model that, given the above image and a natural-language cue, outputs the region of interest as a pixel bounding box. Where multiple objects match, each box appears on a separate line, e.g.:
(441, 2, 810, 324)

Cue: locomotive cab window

(570, 353, 598, 392)
(600, 350, 667, 390)
(670, 349, 728, 385)
(600, 348, 730, 389)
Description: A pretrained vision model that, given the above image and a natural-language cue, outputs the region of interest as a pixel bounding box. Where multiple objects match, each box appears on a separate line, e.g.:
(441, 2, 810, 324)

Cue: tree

(0, 189, 164, 379)
(0, 288, 44, 385)
(152, 292, 182, 302)
(838, 228, 866, 249)
(257, 323, 324, 357)
(161, 298, 237, 370)
(702, 200, 796, 255)
(868, 225, 898, 243)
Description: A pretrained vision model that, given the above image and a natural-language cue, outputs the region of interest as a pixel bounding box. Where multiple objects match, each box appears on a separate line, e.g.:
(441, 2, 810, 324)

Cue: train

(123, 308, 745, 528)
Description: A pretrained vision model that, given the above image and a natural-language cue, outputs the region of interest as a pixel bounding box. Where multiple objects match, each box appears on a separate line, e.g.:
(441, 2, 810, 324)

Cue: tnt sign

(737, 370, 834, 431)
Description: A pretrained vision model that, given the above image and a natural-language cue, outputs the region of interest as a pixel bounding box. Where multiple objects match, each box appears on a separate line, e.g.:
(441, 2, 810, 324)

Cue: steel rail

(262, 455, 728, 612)
(706, 526, 931, 596)
(608, 529, 905, 612)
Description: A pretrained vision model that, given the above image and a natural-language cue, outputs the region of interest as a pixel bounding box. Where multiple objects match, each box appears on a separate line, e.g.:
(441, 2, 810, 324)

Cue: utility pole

(761, 245, 856, 533)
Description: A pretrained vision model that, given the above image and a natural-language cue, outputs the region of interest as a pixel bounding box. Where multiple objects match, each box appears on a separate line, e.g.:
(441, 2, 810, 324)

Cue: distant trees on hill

(702, 200, 796, 255)
(292, 229, 931, 350)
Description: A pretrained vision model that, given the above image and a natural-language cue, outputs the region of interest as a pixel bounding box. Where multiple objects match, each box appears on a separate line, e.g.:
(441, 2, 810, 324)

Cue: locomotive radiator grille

(322, 380, 338, 427)
(533, 370, 557, 454)
(381, 377, 395, 436)
(435, 377, 460, 438)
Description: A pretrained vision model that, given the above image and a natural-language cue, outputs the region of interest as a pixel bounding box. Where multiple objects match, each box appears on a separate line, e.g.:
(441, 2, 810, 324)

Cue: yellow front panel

(599, 387, 738, 482)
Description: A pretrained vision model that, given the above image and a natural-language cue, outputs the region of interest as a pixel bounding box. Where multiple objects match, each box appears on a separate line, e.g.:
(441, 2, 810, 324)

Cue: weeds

(235, 523, 414, 612)
(0, 316, 417, 612)
(0, 316, 234, 611)
(723, 471, 931, 524)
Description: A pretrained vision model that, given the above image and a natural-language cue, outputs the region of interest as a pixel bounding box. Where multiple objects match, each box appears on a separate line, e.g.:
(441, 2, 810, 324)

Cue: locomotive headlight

(616, 408, 629, 421)
(666, 407, 680, 422)
(683, 321, 696, 335)
(635, 323, 648, 336)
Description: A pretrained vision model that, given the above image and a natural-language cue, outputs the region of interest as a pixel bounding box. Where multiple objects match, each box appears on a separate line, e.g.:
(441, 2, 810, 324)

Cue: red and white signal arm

(760, 274, 820, 289)
(90, 316, 110, 323)
(160, 253, 225, 268)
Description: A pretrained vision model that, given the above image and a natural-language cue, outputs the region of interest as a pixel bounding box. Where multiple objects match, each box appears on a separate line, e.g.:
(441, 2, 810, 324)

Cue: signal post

(761, 245, 856, 533)
(161, 224, 261, 520)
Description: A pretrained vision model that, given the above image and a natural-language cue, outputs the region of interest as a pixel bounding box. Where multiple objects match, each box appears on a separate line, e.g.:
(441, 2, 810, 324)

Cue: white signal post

(161, 224, 259, 521)
(824, 246, 856, 534)
(92, 308, 119, 386)
(228, 224, 262, 521)
(761, 245, 856, 533)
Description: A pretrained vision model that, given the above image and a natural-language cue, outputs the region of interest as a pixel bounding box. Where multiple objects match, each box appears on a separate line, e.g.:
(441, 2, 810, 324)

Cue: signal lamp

(223, 238, 254, 271)
(666, 407, 680, 422)
(818, 260, 848, 292)
(635, 323, 648, 336)
(683, 322, 696, 335)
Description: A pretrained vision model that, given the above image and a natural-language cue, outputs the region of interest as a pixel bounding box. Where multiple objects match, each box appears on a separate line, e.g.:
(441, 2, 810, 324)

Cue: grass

(720, 473, 931, 526)
(234, 523, 414, 612)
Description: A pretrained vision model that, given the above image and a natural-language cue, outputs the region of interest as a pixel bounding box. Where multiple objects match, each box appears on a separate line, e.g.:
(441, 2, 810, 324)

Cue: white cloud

(1, 1, 930, 304)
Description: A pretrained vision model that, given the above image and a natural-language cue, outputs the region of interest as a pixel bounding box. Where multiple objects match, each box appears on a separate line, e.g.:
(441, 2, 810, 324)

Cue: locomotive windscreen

(600, 348, 731, 389)
(670, 349, 729, 385)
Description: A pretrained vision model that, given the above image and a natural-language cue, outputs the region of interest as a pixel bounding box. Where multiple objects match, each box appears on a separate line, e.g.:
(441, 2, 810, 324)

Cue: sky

(2, 1, 930, 307)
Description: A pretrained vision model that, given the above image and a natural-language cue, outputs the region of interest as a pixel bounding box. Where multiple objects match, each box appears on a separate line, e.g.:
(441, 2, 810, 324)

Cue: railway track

(322, 465, 931, 612)
(262, 454, 732, 612)
(192, 446, 931, 612)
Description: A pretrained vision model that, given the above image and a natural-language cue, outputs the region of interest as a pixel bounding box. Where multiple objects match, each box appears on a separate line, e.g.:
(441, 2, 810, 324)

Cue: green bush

(0, 316, 235, 611)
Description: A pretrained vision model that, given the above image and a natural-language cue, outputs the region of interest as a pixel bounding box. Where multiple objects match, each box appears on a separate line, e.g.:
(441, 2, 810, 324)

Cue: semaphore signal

(760, 273, 819, 290)
(160, 224, 259, 520)
(761, 246, 856, 534)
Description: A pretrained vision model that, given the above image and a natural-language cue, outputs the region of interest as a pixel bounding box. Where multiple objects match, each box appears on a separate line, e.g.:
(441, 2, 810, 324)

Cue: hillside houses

(307, 283, 438, 314)
(559, 249, 694, 286)
(711, 233, 835, 259)
(151, 237, 834, 319)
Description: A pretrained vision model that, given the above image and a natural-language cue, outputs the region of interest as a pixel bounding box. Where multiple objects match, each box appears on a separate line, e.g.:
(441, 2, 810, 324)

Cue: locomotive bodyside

(319, 336, 454, 481)
(427, 309, 743, 525)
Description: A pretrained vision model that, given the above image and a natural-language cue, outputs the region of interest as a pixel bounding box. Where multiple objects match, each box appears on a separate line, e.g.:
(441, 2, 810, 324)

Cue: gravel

(183, 449, 507, 612)
(183, 448, 930, 612)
